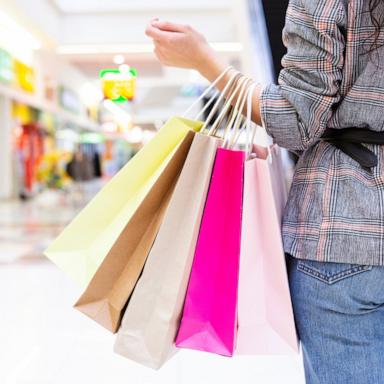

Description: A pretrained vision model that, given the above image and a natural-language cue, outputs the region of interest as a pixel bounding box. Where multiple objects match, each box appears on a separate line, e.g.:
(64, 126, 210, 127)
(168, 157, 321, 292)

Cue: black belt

(321, 128, 384, 169)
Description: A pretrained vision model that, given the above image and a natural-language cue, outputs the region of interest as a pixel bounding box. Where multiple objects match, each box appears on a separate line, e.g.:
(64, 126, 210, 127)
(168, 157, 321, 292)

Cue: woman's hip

(286, 254, 384, 383)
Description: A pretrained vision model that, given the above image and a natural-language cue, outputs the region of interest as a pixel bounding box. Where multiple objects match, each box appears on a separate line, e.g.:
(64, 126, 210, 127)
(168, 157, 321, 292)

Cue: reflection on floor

(0, 183, 305, 384)
(0, 182, 102, 263)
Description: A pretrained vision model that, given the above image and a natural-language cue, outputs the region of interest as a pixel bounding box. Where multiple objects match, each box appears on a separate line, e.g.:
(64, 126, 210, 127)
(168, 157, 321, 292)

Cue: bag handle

(202, 70, 242, 133)
(244, 83, 272, 162)
(206, 72, 246, 136)
(223, 77, 254, 149)
(207, 73, 248, 137)
(182, 66, 234, 120)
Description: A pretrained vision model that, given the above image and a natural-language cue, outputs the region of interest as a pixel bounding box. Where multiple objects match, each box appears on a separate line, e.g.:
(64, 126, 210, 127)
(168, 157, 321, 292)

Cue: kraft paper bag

(44, 116, 202, 288)
(114, 133, 222, 368)
(175, 147, 245, 357)
(74, 130, 196, 332)
(236, 144, 299, 355)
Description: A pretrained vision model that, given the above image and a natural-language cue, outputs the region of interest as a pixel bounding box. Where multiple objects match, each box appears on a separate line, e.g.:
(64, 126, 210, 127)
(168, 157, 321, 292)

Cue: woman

(145, 1, 384, 383)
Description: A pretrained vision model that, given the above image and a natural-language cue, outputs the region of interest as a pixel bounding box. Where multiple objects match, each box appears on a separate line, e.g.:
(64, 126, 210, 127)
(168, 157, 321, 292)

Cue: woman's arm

(145, 0, 347, 151)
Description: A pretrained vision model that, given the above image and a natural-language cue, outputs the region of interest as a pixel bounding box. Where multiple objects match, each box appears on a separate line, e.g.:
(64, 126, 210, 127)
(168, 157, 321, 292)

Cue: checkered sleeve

(260, 0, 347, 150)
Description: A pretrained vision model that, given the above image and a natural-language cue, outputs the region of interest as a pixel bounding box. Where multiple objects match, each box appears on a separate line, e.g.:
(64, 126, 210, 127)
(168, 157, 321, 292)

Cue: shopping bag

(73, 129, 197, 332)
(73, 69, 237, 333)
(174, 75, 252, 357)
(114, 133, 222, 368)
(236, 143, 299, 355)
(44, 116, 202, 288)
(175, 147, 245, 356)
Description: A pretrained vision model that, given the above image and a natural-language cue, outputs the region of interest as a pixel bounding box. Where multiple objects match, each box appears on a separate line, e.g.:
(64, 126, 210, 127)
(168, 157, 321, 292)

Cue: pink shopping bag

(236, 144, 299, 355)
(175, 147, 245, 357)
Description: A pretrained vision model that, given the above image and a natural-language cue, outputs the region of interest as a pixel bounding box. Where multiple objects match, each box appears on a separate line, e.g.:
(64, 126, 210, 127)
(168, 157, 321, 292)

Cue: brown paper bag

(114, 133, 221, 369)
(74, 130, 196, 332)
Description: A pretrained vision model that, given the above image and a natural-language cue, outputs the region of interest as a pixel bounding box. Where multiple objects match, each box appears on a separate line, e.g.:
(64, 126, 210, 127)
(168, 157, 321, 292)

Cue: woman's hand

(145, 19, 263, 126)
(145, 19, 227, 81)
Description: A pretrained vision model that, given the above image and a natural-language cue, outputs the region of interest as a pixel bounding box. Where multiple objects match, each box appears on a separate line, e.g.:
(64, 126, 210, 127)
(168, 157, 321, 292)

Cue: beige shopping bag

(74, 129, 197, 332)
(114, 133, 221, 369)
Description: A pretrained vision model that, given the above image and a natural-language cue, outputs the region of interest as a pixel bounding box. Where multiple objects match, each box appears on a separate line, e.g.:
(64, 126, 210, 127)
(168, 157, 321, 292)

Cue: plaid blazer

(260, 0, 384, 265)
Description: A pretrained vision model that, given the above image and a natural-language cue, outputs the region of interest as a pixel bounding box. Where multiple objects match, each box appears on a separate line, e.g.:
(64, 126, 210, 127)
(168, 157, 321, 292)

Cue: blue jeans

(287, 255, 384, 384)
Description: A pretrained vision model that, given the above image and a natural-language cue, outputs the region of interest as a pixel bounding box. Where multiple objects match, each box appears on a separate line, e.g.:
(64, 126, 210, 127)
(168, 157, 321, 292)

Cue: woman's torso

(283, 0, 384, 265)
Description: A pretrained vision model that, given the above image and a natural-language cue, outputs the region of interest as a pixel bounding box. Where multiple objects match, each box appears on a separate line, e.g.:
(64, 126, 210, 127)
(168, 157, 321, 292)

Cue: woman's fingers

(145, 19, 215, 71)
(145, 24, 163, 39)
(151, 20, 188, 33)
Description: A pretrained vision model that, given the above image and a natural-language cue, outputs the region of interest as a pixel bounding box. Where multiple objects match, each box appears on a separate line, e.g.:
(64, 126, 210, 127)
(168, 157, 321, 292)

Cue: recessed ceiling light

(118, 64, 131, 74)
(113, 54, 125, 65)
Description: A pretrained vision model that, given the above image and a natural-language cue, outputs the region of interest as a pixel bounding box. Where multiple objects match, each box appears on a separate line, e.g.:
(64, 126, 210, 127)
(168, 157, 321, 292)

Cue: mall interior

(0, 0, 304, 383)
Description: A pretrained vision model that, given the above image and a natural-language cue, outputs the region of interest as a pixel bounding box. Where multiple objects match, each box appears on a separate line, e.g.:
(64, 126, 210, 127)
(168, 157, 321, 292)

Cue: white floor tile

(0, 185, 305, 384)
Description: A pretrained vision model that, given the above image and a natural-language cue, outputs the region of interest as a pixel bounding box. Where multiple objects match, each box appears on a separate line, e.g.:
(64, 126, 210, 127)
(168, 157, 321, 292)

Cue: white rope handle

(224, 77, 253, 149)
(245, 83, 272, 162)
(245, 83, 257, 156)
(207, 73, 246, 136)
(201, 70, 241, 133)
(228, 78, 254, 149)
(182, 66, 233, 119)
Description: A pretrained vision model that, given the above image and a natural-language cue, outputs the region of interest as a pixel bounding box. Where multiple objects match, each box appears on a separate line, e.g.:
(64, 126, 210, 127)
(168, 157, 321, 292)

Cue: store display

(14, 59, 35, 93)
(0, 48, 35, 91)
(37, 150, 69, 189)
(15, 122, 44, 197)
(59, 85, 81, 114)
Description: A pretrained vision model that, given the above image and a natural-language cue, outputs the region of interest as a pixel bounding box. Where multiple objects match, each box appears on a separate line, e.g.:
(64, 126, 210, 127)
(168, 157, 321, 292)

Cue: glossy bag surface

(175, 147, 245, 357)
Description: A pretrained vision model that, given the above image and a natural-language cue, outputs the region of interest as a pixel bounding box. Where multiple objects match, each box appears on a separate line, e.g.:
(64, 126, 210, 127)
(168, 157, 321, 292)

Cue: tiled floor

(0, 182, 102, 262)
(0, 184, 305, 384)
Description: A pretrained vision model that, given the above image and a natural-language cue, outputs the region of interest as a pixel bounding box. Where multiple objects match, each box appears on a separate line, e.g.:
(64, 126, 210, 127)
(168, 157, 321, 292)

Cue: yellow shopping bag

(44, 116, 202, 288)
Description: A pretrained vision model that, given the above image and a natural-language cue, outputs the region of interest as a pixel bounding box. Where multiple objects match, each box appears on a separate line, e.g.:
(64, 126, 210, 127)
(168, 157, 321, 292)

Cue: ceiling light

(118, 64, 131, 76)
(56, 42, 243, 55)
(113, 54, 125, 65)
(57, 44, 154, 55)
